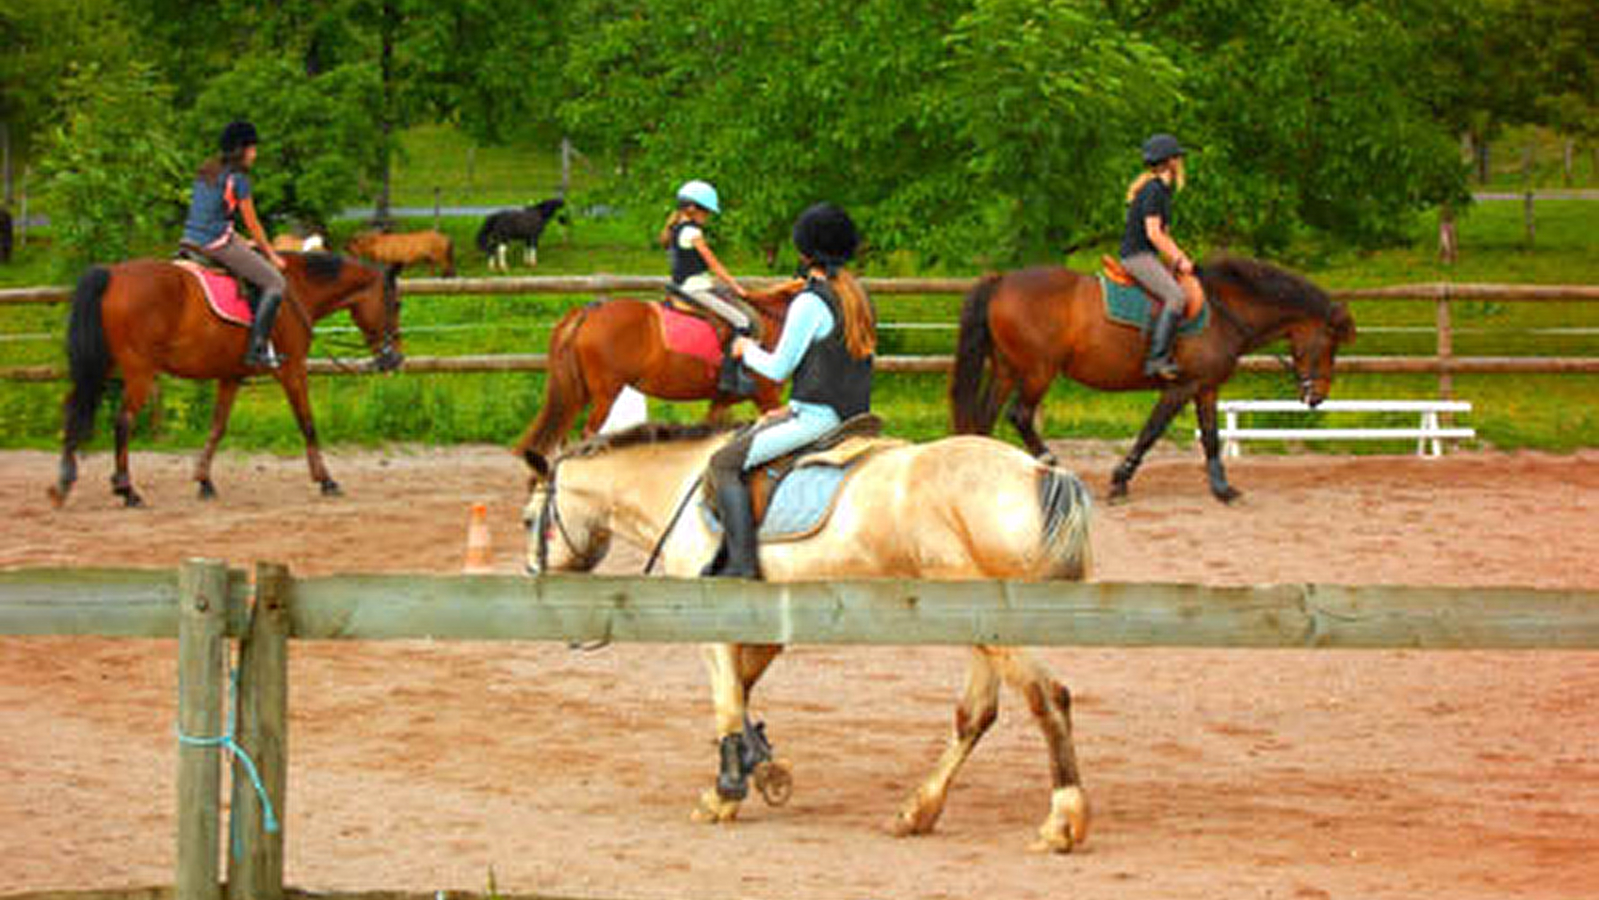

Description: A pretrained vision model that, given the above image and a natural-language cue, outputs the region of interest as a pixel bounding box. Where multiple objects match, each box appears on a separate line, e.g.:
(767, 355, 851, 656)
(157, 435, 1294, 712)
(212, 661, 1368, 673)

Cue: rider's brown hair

(830, 269, 876, 359)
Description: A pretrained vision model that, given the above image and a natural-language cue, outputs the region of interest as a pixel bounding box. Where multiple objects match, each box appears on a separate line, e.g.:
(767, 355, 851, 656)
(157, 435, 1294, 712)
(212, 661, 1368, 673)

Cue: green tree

(187, 56, 384, 230)
(37, 60, 187, 271)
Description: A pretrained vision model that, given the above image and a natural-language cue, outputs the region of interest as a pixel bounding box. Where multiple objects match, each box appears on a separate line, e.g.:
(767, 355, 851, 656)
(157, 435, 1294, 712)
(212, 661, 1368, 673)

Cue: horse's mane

(556, 420, 737, 462)
(301, 251, 346, 283)
(1200, 256, 1335, 318)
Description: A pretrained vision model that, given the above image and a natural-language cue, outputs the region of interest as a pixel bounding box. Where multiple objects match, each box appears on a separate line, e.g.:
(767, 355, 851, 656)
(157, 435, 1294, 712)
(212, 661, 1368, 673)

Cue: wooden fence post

(177, 558, 231, 900)
(229, 562, 290, 900)
(1436, 284, 1454, 403)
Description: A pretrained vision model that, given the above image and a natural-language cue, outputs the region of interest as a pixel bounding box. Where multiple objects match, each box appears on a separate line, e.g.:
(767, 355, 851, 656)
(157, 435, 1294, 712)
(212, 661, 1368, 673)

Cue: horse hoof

(197, 480, 217, 501)
(320, 480, 342, 497)
(1038, 452, 1060, 468)
(120, 491, 145, 509)
(1106, 482, 1130, 506)
(47, 485, 68, 509)
(892, 787, 944, 837)
(691, 788, 740, 824)
(1213, 487, 1241, 505)
(1029, 786, 1090, 854)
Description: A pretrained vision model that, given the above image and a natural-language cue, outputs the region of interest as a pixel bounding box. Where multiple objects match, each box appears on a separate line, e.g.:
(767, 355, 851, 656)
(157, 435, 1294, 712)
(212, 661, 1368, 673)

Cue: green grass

(2, 127, 1596, 455)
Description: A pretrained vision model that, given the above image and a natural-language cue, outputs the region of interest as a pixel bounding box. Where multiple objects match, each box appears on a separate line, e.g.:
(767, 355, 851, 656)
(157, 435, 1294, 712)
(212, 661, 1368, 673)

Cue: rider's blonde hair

(1125, 156, 1186, 204)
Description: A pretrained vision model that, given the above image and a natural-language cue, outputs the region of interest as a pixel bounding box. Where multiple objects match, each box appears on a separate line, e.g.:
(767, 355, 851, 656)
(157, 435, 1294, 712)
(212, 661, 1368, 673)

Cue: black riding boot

(1143, 303, 1182, 380)
(717, 327, 758, 396)
(703, 478, 761, 579)
(243, 292, 283, 369)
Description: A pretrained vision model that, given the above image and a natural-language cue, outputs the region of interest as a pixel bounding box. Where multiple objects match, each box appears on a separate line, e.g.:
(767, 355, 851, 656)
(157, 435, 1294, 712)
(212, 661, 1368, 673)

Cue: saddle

(1098, 255, 1208, 330)
(704, 414, 907, 543)
(1100, 255, 1137, 287)
(173, 246, 262, 326)
(664, 284, 765, 341)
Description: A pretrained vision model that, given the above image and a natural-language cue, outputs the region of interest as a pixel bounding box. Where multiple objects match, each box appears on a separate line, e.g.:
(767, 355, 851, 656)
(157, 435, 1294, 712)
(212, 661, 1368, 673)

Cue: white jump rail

(1208, 399, 1475, 458)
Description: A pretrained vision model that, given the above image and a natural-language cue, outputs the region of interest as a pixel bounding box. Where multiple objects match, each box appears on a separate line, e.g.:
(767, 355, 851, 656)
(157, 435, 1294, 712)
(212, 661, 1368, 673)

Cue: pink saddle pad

(657, 303, 723, 365)
(174, 261, 252, 326)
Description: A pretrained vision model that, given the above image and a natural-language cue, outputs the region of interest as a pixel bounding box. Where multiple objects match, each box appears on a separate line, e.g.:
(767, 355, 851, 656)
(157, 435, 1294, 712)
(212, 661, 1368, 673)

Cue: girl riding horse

(180, 120, 286, 369)
(1121, 133, 1204, 381)
(705, 202, 875, 579)
(662, 180, 761, 394)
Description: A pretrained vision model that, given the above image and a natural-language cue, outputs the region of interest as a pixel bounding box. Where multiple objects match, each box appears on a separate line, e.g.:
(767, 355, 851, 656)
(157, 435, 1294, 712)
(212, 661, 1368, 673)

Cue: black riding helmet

(792, 202, 859, 272)
(1141, 133, 1184, 167)
(220, 120, 259, 155)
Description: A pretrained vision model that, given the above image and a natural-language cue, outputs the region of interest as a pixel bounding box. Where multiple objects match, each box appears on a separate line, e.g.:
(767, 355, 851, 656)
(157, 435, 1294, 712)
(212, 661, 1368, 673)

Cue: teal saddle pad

(1099, 275, 1209, 337)
(701, 464, 849, 543)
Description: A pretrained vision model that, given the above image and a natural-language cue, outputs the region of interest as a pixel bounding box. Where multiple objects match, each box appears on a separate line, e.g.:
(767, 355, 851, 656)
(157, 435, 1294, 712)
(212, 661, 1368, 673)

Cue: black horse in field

(476, 198, 566, 272)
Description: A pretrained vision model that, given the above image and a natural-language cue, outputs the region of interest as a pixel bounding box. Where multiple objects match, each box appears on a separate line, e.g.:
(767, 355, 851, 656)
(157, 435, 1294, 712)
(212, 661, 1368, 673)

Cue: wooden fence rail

(4, 560, 1599, 900)
(4, 276, 1595, 388)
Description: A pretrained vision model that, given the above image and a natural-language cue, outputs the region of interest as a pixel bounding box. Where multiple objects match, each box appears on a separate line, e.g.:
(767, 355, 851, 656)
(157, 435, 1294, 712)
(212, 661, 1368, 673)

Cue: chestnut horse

(951, 257, 1355, 503)
(346, 228, 455, 277)
(511, 281, 803, 461)
(522, 422, 1094, 851)
(48, 252, 402, 507)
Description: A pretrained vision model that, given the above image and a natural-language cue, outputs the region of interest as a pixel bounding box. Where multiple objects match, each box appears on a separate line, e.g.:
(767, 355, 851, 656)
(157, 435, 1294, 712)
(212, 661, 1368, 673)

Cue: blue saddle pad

(1099, 275, 1209, 337)
(701, 464, 850, 543)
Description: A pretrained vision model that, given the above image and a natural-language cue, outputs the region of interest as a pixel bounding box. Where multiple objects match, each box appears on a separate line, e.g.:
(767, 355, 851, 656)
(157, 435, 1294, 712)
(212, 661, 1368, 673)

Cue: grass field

(2, 126, 1596, 456)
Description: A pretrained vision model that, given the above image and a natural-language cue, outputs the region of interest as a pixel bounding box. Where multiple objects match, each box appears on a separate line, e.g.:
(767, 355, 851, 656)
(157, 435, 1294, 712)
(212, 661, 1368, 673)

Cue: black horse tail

(63, 266, 113, 446)
(513, 303, 593, 464)
(1037, 464, 1093, 580)
(950, 273, 1005, 434)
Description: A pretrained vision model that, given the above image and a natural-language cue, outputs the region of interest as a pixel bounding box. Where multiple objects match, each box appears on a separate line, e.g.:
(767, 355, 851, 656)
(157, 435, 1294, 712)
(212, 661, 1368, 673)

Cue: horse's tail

(512, 303, 593, 461)
(950, 273, 1006, 434)
(62, 266, 114, 445)
(1037, 464, 1093, 580)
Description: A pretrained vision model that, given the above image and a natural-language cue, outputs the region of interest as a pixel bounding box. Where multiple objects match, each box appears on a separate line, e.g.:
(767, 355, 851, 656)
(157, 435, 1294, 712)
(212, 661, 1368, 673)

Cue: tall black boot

(243, 292, 283, 369)
(1143, 303, 1182, 380)
(705, 478, 761, 579)
(717, 327, 757, 396)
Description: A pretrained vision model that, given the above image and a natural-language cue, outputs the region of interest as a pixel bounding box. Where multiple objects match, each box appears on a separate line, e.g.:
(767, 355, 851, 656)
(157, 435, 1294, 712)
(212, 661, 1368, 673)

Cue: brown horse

(511, 281, 803, 461)
(48, 252, 402, 508)
(346, 229, 455, 277)
(951, 257, 1355, 503)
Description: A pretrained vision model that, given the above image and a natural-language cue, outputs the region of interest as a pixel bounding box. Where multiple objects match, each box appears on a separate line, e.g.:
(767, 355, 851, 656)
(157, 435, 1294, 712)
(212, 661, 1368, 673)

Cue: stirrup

(244, 343, 281, 370)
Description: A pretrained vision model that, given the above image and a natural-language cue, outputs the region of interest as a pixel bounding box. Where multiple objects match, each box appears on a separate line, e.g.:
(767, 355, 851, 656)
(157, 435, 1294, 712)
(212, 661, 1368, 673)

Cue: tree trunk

(373, 0, 398, 228)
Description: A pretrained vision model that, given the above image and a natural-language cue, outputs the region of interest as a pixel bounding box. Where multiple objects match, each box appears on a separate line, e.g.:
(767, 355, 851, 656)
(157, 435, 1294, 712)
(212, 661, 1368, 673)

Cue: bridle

(288, 262, 403, 373)
(1204, 287, 1328, 399)
(532, 461, 588, 573)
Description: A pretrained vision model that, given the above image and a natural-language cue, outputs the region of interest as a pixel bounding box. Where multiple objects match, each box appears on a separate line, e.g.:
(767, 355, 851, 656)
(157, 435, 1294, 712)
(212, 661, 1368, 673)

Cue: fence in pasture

(3, 560, 1599, 900)
(3, 277, 1598, 396)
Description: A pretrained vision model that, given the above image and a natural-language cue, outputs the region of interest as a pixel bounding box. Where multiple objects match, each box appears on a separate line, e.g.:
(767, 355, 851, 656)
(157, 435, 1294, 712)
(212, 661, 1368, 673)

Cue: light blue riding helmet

(676, 180, 721, 214)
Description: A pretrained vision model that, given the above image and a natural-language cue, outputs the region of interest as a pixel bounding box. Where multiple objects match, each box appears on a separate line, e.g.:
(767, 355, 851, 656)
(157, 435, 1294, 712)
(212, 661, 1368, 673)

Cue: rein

(1202, 287, 1309, 395)
(286, 267, 402, 373)
(642, 472, 707, 576)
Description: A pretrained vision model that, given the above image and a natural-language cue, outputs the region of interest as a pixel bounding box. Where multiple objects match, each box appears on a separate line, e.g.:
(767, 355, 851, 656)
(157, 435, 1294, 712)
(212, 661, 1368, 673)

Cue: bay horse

(346, 228, 455, 277)
(48, 252, 402, 508)
(950, 256, 1355, 503)
(510, 281, 803, 462)
(476, 198, 565, 271)
(522, 422, 1094, 852)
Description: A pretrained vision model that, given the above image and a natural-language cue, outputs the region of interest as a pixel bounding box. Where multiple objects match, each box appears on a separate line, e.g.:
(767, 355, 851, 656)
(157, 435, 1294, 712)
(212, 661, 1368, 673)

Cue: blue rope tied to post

(175, 667, 280, 835)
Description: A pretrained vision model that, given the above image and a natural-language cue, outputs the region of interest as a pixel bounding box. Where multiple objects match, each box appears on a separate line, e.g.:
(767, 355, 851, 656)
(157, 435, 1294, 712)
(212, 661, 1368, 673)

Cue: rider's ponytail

(831, 270, 876, 360)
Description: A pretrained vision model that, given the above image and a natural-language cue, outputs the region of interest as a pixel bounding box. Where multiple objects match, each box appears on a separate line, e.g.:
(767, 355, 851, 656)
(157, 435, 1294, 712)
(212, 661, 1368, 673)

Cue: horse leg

(1194, 387, 1240, 503)
(277, 367, 340, 496)
(1108, 389, 1190, 503)
(193, 378, 241, 500)
(110, 373, 154, 508)
(988, 647, 1089, 853)
(894, 646, 1001, 838)
(694, 642, 763, 824)
(526, 242, 537, 267)
(1004, 370, 1057, 465)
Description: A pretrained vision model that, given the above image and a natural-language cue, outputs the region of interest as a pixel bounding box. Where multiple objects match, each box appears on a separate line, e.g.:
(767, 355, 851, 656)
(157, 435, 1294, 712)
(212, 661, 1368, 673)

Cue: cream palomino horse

(522, 422, 1095, 852)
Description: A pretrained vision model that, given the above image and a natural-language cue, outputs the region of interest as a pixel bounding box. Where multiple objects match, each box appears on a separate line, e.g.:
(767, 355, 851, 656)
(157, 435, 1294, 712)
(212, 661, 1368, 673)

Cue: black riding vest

(789, 278, 873, 420)
(669, 221, 710, 285)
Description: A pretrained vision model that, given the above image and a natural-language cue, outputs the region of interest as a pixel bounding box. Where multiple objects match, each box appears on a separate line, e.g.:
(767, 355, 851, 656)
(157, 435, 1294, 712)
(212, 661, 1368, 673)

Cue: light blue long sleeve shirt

(738, 290, 842, 467)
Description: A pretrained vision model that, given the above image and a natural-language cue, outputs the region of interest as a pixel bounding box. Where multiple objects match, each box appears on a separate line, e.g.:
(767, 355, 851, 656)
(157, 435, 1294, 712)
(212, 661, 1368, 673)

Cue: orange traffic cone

(463, 502, 493, 574)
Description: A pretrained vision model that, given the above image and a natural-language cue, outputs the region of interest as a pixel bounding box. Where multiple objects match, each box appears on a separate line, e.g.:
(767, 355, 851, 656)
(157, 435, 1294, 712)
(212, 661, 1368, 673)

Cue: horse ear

(523, 449, 550, 478)
(1332, 303, 1357, 343)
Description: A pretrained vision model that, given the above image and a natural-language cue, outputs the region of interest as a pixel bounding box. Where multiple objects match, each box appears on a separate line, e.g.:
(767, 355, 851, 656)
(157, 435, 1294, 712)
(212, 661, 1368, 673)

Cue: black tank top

(669, 221, 710, 285)
(789, 278, 872, 420)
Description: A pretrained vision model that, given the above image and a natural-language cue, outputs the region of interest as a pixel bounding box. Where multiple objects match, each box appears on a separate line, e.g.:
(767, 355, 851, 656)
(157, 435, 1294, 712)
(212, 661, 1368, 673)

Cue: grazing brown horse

(346, 228, 455, 277)
(511, 281, 803, 461)
(951, 256, 1355, 503)
(48, 252, 402, 508)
